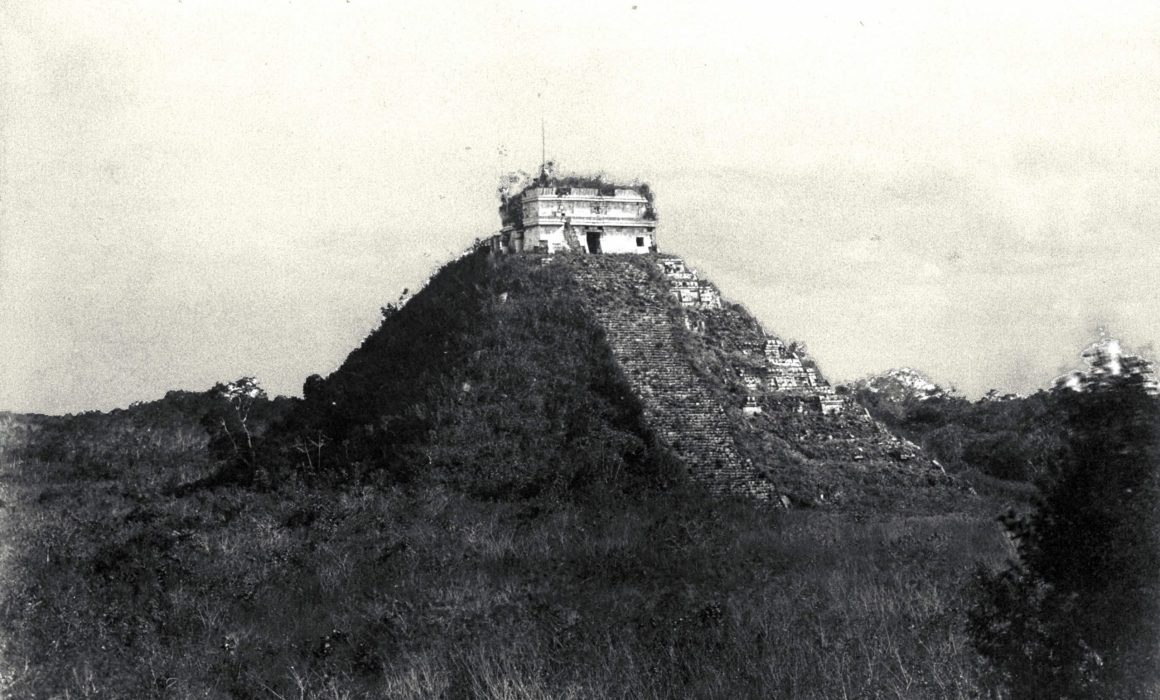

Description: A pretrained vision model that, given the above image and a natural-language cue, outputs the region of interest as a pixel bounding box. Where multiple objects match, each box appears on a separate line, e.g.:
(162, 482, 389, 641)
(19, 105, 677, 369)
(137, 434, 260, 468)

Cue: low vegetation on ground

(0, 409, 1011, 697)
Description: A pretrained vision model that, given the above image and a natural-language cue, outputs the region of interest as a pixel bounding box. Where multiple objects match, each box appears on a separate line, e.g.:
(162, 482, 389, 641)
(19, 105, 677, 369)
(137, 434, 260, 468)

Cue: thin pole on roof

(541, 115, 546, 173)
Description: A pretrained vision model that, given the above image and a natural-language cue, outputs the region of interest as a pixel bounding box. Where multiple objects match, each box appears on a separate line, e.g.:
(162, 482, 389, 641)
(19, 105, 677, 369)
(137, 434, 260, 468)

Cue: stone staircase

(564, 255, 775, 499)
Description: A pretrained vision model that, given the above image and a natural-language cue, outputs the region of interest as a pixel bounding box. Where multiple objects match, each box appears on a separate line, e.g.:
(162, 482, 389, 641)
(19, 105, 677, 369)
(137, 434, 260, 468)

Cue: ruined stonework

(657, 259, 844, 415)
(566, 255, 768, 497)
(549, 253, 959, 508)
(764, 340, 817, 393)
(659, 258, 721, 309)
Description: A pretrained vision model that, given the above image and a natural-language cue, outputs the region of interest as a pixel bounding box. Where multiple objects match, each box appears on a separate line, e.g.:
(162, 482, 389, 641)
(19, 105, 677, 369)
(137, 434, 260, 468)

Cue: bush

(962, 431, 1030, 482)
(858, 388, 1067, 483)
(968, 373, 1160, 698)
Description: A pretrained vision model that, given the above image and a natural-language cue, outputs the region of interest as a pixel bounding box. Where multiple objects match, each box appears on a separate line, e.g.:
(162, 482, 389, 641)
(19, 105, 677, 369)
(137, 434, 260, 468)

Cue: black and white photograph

(2, 2, 1158, 697)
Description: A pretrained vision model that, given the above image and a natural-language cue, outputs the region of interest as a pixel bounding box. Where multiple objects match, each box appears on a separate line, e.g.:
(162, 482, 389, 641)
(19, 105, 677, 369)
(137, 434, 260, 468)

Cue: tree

(968, 370, 1160, 698)
(201, 377, 267, 475)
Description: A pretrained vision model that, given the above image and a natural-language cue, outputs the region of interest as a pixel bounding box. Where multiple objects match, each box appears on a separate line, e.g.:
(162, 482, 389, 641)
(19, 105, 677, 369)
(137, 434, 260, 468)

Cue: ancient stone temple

(475, 172, 960, 504)
(493, 170, 658, 255)
(492, 170, 845, 415)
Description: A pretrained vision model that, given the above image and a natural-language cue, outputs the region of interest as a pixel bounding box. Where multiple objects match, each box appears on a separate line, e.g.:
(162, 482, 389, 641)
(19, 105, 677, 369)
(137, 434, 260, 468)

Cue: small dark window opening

(636, 236, 645, 247)
(555, 187, 572, 196)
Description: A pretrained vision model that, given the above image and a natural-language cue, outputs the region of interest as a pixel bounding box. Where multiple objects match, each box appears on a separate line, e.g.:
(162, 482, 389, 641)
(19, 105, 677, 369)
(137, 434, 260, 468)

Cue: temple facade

(494, 184, 657, 254)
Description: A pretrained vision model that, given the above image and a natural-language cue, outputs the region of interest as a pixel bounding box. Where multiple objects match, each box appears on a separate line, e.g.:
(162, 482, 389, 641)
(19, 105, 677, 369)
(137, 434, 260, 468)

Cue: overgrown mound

(260, 246, 973, 513)
(269, 248, 677, 497)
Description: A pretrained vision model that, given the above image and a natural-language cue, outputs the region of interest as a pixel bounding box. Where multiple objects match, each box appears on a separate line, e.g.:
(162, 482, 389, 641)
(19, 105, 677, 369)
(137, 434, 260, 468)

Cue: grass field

(0, 432, 1015, 699)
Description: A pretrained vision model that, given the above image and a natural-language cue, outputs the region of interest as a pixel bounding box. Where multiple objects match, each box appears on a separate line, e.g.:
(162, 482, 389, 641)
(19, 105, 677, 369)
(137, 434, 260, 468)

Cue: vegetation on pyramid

(269, 247, 677, 498)
(251, 245, 967, 513)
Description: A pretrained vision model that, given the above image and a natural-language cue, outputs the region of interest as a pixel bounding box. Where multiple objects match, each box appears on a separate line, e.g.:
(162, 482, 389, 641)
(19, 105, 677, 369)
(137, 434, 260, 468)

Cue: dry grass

(0, 436, 1010, 698)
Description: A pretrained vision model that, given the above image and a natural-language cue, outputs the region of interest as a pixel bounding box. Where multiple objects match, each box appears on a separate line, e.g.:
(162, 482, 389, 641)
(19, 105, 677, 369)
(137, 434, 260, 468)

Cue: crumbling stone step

(567, 256, 756, 497)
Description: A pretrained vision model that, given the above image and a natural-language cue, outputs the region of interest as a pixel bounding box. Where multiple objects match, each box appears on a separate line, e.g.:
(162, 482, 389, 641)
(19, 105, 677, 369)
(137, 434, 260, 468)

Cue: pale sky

(3, 1, 1159, 413)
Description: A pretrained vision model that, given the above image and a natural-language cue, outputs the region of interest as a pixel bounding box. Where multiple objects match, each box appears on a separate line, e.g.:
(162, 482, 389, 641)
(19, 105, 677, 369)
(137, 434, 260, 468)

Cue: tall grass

(0, 434, 1010, 698)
